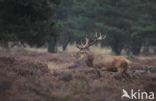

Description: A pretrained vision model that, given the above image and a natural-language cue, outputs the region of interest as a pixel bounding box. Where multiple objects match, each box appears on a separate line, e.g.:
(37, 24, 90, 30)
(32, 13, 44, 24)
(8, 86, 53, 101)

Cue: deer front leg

(95, 69, 102, 78)
(95, 67, 109, 78)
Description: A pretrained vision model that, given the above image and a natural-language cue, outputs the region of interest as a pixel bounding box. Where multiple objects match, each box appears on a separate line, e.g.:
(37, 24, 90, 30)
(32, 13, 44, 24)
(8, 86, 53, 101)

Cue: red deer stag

(75, 33, 131, 78)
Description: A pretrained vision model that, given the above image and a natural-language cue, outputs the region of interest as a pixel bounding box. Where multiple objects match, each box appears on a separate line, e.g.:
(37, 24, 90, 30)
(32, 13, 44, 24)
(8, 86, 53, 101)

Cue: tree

(0, 0, 60, 52)
(58, 0, 156, 55)
(129, 0, 156, 55)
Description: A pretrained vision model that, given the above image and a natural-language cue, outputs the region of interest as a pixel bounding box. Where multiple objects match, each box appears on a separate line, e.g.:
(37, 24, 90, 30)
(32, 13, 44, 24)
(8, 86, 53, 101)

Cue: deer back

(90, 55, 130, 69)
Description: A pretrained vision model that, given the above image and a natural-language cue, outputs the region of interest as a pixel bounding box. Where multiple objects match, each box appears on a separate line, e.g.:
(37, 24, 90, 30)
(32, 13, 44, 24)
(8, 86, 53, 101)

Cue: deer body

(75, 33, 131, 78)
(76, 51, 131, 75)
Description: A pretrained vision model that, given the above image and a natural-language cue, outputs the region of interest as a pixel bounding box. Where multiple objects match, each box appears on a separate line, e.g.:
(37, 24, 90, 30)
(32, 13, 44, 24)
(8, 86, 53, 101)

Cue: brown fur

(75, 33, 131, 78)
(75, 49, 131, 77)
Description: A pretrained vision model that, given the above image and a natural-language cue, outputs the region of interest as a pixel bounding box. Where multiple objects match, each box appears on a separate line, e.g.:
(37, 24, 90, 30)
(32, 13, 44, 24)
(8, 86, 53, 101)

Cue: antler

(76, 32, 106, 50)
(96, 32, 106, 40)
(76, 38, 89, 49)
(88, 32, 106, 46)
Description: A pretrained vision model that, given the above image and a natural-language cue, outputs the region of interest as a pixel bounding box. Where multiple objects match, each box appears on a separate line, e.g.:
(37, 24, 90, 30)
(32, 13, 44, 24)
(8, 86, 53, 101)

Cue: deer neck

(85, 52, 94, 67)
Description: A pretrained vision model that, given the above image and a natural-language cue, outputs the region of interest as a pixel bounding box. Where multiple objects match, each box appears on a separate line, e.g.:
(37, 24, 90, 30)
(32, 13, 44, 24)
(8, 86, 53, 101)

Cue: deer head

(75, 33, 106, 61)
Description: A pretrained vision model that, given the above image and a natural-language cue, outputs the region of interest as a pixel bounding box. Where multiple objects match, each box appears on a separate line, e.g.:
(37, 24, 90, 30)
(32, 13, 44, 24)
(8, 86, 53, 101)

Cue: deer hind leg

(117, 68, 130, 80)
(121, 62, 130, 78)
(123, 71, 130, 78)
(117, 68, 127, 77)
(122, 67, 130, 78)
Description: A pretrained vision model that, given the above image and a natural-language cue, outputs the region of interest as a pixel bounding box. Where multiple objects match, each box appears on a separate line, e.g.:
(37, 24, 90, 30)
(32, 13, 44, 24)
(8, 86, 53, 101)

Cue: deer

(75, 33, 131, 78)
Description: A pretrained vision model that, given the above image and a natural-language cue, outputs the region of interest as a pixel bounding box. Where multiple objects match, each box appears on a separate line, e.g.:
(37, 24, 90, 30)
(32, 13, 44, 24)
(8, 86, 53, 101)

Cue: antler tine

(97, 33, 106, 40)
(77, 37, 89, 49)
(84, 38, 89, 47)
(95, 32, 98, 38)
(101, 33, 106, 39)
(76, 40, 85, 49)
(81, 40, 84, 46)
(102, 34, 106, 39)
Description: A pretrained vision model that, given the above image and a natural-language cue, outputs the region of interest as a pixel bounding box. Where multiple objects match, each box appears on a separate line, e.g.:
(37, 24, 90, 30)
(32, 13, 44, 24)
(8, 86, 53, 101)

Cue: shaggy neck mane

(85, 51, 94, 67)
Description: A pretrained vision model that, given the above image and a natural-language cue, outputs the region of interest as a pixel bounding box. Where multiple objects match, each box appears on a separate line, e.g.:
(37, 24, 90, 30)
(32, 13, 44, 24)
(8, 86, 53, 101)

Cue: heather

(0, 53, 155, 101)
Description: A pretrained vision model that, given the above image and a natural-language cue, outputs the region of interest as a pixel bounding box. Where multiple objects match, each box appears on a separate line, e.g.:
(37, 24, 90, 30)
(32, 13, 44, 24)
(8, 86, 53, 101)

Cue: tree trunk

(101, 42, 106, 48)
(142, 42, 150, 55)
(4, 43, 9, 49)
(110, 39, 123, 55)
(131, 38, 142, 55)
(62, 41, 68, 51)
(1, 41, 9, 49)
(126, 46, 132, 55)
(131, 46, 141, 55)
(154, 47, 156, 54)
(60, 32, 70, 51)
(48, 37, 57, 53)
(112, 45, 122, 55)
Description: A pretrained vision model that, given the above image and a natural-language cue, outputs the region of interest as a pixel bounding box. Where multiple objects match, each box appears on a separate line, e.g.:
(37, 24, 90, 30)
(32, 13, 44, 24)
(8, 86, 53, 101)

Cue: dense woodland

(0, 0, 156, 55)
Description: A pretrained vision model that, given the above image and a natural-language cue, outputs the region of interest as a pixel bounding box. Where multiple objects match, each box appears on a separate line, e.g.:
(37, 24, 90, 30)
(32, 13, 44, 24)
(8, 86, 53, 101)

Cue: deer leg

(121, 67, 130, 79)
(117, 68, 131, 81)
(95, 69, 102, 78)
(124, 72, 130, 78)
(117, 68, 126, 78)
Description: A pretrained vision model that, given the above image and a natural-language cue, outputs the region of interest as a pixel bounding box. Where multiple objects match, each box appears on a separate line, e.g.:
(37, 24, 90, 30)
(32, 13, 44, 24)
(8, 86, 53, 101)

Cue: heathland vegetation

(0, 0, 156, 101)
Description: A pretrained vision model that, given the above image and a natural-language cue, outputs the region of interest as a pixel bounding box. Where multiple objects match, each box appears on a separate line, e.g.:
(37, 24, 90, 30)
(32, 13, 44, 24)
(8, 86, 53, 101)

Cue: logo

(121, 89, 154, 100)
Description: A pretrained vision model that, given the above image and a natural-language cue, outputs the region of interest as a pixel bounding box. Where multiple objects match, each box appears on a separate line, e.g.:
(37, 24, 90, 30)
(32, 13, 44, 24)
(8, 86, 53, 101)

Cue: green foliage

(127, 53, 135, 59)
(0, 0, 60, 46)
(0, 0, 156, 54)
(58, 0, 156, 54)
